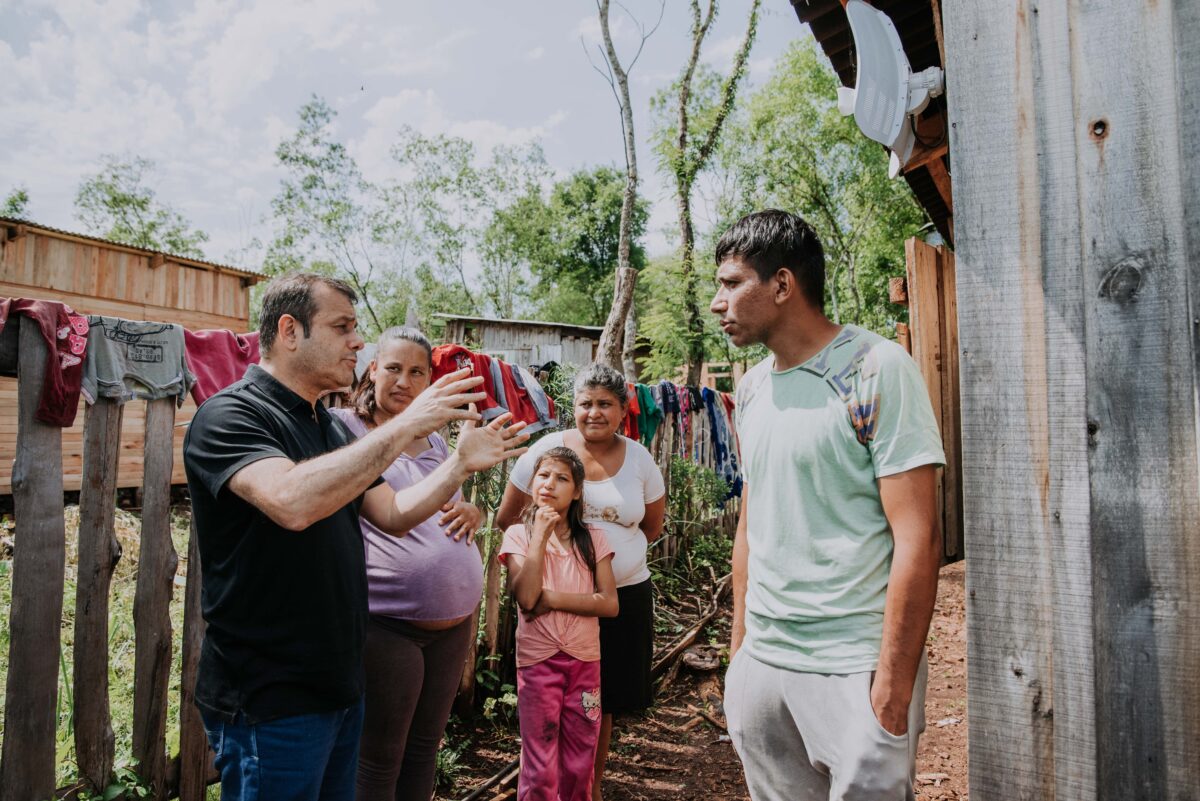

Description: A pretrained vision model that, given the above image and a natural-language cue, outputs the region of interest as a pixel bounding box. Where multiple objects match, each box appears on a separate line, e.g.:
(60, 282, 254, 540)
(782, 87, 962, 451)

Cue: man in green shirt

(712, 210, 945, 801)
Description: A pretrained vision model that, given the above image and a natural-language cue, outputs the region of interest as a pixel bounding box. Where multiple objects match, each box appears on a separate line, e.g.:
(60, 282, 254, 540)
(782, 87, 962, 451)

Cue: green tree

(265, 97, 550, 337)
(652, 0, 761, 384)
(716, 39, 927, 331)
(74, 156, 209, 257)
(481, 166, 648, 326)
(266, 96, 411, 334)
(2, 186, 29, 218)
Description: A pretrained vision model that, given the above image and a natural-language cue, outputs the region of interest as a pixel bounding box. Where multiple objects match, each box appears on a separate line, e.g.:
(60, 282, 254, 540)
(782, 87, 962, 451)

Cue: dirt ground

(446, 561, 968, 801)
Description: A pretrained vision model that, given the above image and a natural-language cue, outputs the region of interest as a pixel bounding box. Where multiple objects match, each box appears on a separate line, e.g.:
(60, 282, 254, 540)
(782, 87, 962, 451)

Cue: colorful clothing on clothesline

(184, 329, 260, 405)
(0, 298, 90, 426)
(82, 316, 194, 406)
(430, 343, 557, 434)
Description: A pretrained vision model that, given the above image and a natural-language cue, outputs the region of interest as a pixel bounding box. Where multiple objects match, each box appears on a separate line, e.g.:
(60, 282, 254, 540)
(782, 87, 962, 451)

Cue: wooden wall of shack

(0, 221, 260, 494)
(945, 3, 1200, 798)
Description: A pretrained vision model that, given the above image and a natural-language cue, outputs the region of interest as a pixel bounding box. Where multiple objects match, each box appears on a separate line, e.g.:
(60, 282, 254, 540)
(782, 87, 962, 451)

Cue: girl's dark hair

(350, 326, 433, 426)
(522, 447, 598, 589)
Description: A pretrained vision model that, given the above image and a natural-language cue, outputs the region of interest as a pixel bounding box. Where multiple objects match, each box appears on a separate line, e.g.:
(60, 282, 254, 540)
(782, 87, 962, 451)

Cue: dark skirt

(599, 578, 655, 715)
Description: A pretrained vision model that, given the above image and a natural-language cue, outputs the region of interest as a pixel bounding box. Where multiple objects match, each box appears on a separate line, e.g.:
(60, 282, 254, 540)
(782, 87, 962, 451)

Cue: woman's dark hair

(714, 209, 826, 310)
(349, 326, 433, 426)
(522, 447, 598, 589)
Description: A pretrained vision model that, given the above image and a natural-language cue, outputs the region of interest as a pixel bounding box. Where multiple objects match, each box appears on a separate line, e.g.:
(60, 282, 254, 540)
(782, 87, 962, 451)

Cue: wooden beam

(73, 399, 125, 793)
(149, 253, 166, 269)
(888, 276, 909, 305)
(905, 141, 949, 174)
(0, 318, 66, 801)
(926, 158, 954, 213)
(132, 398, 179, 801)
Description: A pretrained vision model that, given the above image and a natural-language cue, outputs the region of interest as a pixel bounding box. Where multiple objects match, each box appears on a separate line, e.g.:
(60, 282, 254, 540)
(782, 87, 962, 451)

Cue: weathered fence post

(74, 397, 125, 792)
(0, 318, 67, 801)
(132, 398, 179, 800)
(177, 518, 212, 801)
(945, 1, 1200, 797)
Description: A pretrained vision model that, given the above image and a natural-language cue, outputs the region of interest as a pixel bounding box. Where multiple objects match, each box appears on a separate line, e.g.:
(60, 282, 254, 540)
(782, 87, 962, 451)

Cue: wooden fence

(0, 327, 740, 799)
(891, 237, 964, 563)
(0, 318, 211, 801)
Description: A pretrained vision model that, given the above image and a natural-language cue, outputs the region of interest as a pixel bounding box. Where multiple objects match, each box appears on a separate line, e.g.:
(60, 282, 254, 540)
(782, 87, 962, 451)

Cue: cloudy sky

(0, 0, 813, 264)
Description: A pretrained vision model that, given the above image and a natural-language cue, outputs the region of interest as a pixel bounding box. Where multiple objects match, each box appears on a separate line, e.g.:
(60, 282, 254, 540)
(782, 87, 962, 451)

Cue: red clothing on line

(622, 382, 641, 441)
(184, 329, 261, 405)
(430, 344, 503, 417)
(0, 298, 89, 426)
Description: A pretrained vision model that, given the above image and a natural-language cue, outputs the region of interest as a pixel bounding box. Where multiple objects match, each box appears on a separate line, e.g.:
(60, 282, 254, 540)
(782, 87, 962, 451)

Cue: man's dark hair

(714, 210, 826, 309)
(258, 273, 358, 356)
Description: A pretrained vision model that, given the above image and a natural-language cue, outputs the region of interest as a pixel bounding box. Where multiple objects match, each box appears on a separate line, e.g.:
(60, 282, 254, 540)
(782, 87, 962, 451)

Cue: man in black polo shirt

(184, 273, 527, 801)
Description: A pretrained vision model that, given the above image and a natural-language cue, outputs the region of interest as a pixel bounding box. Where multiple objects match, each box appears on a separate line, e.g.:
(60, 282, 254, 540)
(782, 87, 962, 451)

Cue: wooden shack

(0, 218, 263, 494)
(795, 1, 1200, 797)
(434, 313, 600, 368)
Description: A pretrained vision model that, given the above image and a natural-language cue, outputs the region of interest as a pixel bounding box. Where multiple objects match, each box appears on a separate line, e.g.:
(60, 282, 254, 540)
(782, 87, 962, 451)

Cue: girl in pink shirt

(499, 447, 619, 801)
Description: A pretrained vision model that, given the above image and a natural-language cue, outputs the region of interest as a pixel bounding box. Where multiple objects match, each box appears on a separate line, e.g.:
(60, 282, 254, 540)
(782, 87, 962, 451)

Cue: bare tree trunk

(622, 306, 639, 379)
(671, 0, 761, 384)
(595, 0, 661, 369)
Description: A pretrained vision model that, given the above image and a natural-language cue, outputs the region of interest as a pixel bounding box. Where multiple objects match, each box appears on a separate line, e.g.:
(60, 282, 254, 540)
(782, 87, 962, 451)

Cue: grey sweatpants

(724, 650, 928, 801)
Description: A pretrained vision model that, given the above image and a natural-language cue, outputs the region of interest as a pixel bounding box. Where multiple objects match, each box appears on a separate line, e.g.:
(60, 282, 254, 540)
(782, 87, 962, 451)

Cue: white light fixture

(836, 0, 944, 178)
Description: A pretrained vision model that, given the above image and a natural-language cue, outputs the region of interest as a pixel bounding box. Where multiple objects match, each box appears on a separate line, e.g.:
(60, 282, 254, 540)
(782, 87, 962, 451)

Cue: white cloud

(525, 45, 545, 61)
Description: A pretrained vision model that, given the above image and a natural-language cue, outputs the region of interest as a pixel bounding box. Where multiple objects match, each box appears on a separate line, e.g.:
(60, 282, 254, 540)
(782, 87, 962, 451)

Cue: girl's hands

(532, 505, 560, 541)
(439, 500, 483, 544)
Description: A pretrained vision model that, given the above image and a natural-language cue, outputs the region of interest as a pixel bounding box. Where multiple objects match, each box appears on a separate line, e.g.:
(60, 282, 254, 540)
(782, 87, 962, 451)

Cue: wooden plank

(936, 248, 963, 561)
(888, 276, 908, 305)
(73, 399, 125, 792)
(905, 239, 944, 428)
(177, 518, 212, 801)
(131, 398, 179, 800)
(895, 321, 911, 354)
(943, 4, 1059, 797)
(926, 158, 954, 214)
(0, 319, 66, 801)
(1071, 3, 1200, 798)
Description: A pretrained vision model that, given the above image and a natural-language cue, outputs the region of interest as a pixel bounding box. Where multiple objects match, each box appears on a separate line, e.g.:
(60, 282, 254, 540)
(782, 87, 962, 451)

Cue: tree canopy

(74, 156, 209, 258)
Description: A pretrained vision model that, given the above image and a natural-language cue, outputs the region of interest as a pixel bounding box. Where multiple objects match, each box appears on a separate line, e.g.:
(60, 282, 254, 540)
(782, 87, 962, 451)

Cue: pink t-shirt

(499, 524, 614, 668)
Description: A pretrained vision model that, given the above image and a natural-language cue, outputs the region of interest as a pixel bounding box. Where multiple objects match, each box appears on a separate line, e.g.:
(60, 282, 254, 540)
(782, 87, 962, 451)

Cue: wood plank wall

(945, 2, 1200, 798)
(900, 239, 963, 562)
(0, 229, 255, 493)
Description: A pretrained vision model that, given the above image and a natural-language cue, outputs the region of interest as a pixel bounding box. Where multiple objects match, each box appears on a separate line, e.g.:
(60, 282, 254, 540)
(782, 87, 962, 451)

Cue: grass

(0, 504, 194, 790)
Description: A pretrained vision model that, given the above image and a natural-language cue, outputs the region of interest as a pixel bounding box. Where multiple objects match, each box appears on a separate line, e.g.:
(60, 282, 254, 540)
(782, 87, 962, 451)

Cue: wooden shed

(795, 1, 1200, 797)
(434, 313, 600, 368)
(0, 218, 263, 494)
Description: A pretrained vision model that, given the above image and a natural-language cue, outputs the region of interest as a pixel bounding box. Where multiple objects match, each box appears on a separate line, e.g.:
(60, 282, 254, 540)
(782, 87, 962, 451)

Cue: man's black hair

(714, 210, 826, 309)
(258, 273, 358, 356)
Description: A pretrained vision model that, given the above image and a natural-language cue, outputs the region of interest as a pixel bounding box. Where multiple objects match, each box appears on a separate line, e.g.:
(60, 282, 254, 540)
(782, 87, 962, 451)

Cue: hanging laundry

(184, 329, 261, 405)
(0, 298, 89, 426)
(635, 383, 663, 447)
(622, 381, 641, 441)
(499, 361, 556, 435)
(82, 316, 194, 406)
(431, 344, 505, 420)
(676, 383, 692, 459)
(488, 356, 510, 412)
(514, 364, 558, 433)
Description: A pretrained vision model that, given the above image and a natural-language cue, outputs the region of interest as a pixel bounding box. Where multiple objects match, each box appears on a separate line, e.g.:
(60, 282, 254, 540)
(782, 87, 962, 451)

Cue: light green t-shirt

(735, 325, 945, 674)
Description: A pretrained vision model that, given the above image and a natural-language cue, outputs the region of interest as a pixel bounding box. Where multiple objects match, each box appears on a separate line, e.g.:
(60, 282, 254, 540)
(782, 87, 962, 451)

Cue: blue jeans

(201, 700, 365, 801)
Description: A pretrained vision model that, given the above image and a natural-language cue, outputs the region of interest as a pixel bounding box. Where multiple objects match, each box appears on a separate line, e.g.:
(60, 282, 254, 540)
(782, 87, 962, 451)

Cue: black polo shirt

(184, 364, 378, 723)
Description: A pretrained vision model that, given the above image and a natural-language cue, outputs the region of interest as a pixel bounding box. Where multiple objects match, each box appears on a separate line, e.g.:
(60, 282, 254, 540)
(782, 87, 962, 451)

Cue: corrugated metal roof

(0, 216, 266, 281)
(433, 313, 603, 339)
(790, 0, 953, 243)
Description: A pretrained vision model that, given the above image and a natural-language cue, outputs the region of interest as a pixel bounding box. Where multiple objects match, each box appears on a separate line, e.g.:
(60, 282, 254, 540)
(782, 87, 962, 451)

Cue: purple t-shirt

(330, 408, 485, 621)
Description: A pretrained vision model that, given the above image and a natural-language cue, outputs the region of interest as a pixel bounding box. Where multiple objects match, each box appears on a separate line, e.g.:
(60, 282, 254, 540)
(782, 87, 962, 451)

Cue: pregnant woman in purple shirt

(331, 327, 485, 801)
